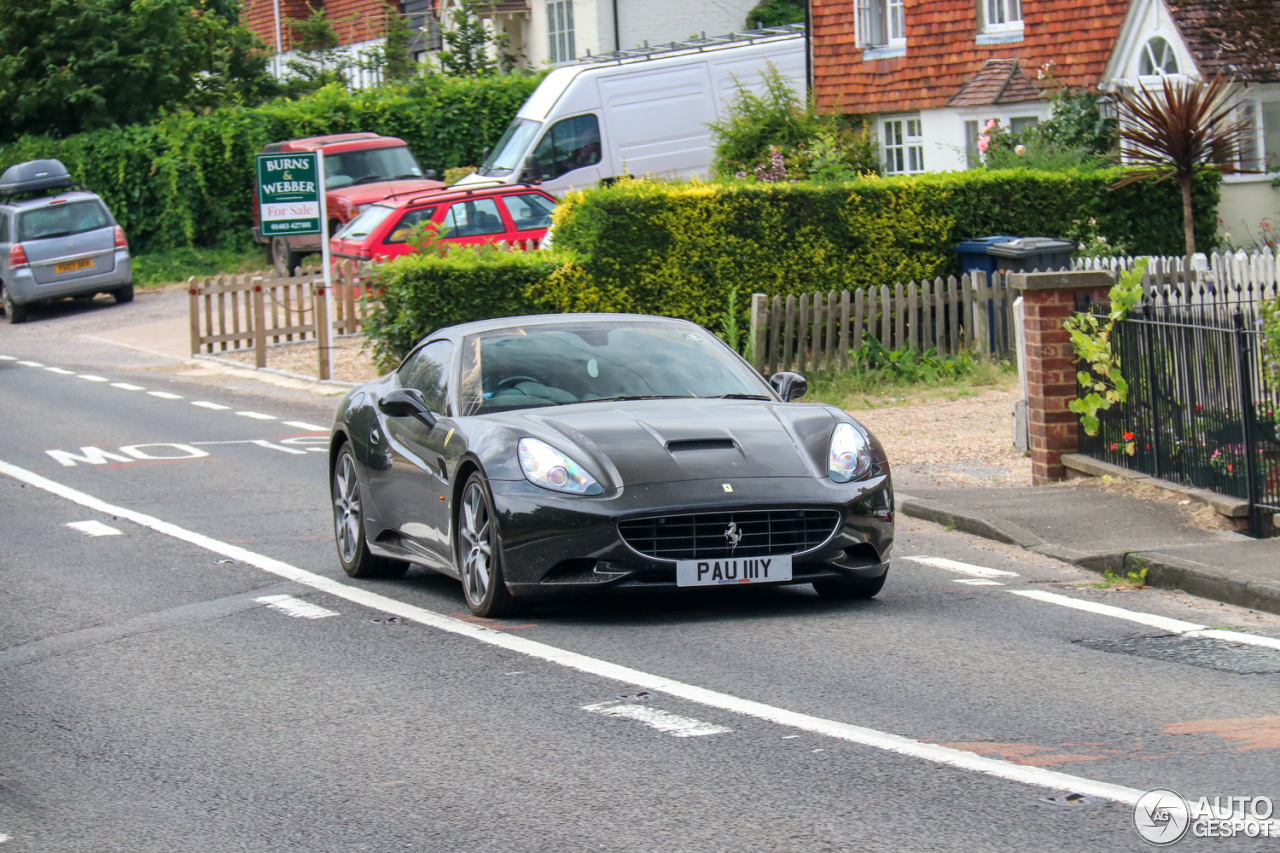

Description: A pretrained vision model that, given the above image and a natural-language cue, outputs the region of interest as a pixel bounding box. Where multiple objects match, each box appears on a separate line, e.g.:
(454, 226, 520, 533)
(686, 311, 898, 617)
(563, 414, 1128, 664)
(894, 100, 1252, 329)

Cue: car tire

(112, 283, 134, 304)
(271, 237, 302, 277)
(457, 471, 523, 618)
(332, 444, 409, 579)
(813, 571, 887, 600)
(1, 284, 28, 324)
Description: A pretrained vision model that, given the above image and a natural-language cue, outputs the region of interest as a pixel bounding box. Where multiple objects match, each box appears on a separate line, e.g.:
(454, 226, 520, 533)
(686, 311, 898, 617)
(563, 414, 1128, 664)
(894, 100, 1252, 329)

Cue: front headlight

(518, 438, 603, 495)
(828, 423, 873, 482)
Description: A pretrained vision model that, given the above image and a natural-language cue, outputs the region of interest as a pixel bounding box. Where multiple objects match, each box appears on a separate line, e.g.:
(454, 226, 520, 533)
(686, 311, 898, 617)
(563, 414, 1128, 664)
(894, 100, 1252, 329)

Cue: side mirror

(424, 168, 438, 181)
(378, 388, 437, 427)
(769, 371, 808, 402)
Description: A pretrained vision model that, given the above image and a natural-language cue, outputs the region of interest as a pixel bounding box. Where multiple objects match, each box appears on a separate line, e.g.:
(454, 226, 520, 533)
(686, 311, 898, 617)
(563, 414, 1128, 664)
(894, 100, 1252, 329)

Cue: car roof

(428, 313, 701, 342)
(1, 189, 105, 212)
(376, 183, 552, 210)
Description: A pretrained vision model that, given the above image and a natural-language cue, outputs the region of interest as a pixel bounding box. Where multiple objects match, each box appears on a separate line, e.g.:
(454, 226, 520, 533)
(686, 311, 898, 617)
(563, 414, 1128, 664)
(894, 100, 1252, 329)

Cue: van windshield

(479, 118, 541, 176)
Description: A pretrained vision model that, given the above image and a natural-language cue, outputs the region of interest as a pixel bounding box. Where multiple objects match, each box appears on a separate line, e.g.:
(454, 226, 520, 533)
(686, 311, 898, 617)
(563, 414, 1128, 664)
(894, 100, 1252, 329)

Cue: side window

(384, 207, 437, 244)
(441, 198, 505, 238)
(397, 340, 454, 414)
(529, 114, 601, 181)
(502, 193, 555, 231)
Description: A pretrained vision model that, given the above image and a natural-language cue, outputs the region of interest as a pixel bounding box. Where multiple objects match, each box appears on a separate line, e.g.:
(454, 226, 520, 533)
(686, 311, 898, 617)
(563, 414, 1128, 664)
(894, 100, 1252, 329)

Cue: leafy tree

(380, 2, 417, 83)
(0, 0, 272, 142)
(286, 3, 348, 89)
(1112, 74, 1253, 258)
(746, 0, 805, 28)
(437, 0, 506, 77)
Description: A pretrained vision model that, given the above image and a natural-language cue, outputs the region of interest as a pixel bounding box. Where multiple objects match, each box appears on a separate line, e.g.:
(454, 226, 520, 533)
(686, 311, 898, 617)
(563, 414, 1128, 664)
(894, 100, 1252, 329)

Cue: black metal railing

(1077, 301, 1280, 537)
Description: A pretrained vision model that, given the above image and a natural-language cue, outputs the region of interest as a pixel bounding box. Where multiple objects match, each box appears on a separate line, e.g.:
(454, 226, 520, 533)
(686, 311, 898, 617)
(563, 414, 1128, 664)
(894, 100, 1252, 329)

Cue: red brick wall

(241, 0, 394, 51)
(811, 0, 1128, 116)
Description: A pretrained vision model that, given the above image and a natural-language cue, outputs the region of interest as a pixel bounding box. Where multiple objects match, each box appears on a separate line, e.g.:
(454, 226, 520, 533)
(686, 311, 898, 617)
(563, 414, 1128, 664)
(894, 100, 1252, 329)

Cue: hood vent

(665, 438, 737, 452)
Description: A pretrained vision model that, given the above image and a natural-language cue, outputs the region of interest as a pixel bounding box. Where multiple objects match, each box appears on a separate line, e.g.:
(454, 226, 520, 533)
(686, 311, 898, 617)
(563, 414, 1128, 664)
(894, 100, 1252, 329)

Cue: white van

(456, 25, 806, 196)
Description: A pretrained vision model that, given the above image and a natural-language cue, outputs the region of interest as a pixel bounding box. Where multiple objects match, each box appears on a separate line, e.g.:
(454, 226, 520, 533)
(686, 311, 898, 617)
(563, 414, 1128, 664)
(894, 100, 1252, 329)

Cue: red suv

(252, 133, 445, 274)
(329, 183, 556, 263)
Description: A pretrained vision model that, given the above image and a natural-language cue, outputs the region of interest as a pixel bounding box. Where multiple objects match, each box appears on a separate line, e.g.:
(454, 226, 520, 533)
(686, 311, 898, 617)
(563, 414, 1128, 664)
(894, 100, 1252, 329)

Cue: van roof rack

(575, 23, 804, 66)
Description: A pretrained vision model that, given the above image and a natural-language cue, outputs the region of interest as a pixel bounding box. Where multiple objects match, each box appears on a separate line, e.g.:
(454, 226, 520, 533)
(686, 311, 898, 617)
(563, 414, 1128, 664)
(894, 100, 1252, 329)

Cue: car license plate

(55, 258, 92, 274)
(676, 554, 792, 587)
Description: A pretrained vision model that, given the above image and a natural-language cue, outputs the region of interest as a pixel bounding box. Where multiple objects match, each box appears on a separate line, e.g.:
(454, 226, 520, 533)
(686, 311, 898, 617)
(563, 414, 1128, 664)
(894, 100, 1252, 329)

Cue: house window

(1263, 101, 1280, 172)
(547, 1, 575, 64)
(1138, 37, 1178, 76)
(1010, 116, 1039, 134)
(982, 0, 1022, 29)
(1237, 99, 1262, 171)
(857, 0, 905, 48)
(883, 116, 924, 174)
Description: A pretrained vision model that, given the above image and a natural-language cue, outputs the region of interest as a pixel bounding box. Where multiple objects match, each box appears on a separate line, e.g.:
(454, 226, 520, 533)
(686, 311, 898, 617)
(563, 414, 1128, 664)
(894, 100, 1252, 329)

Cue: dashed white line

(44, 367, 74, 375)
(147, 391, 182, 400)
(66, 520, 122, 537)
(236, 411, 277, 421)
(906, 556, 1018, 579)
(0, 354, 16, 360)
(953, 578, 1005, 586)
(110, 383, 145, 391)
(192, 401, 230, 410)
(583, 702, 733, 737)
(77, 375, 109, 382)
(255, 595, 339, 620)
(284, 421, 328, 432)
(0, 456, 1151, 807)
(16, 360, 43, 367)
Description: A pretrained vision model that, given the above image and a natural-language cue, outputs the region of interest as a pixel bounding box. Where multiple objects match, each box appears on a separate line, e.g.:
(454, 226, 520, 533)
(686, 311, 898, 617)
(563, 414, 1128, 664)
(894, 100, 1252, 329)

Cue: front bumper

(487, 474, 894, 599)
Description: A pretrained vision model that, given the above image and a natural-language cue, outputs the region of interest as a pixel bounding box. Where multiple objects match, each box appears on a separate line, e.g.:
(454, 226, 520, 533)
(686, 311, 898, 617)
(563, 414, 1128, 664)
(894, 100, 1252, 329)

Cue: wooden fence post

(252, 277, 266, 368)
(750, 293, 768, 373)
(314, 278, 331, 382)
(188, 277, 200, 356)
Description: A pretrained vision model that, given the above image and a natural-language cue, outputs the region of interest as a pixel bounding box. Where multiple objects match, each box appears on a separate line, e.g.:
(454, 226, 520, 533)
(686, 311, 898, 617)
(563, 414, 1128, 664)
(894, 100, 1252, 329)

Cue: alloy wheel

(460, 481, 493, 606)
(333, 453, 362, 565)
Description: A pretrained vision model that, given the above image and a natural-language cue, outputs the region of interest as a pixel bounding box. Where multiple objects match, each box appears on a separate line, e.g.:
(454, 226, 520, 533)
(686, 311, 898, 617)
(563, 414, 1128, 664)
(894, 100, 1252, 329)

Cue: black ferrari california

(329, 314, 894, 616)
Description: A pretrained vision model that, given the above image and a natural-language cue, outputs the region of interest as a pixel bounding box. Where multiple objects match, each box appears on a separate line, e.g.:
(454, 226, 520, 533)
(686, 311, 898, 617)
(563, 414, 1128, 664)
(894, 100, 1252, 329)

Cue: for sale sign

(257, 153, 321, 236)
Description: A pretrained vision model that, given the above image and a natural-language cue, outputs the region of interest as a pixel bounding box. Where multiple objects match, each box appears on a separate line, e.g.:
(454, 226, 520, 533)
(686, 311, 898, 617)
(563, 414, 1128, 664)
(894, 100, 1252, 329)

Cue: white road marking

(1009, 590, 1206, 634)
(147, 391, 182, 400)
(906, 556, 1019, 578)
(0, 831, 8, 843)
(110, 383, 145, 391)
(255, 595, 339, 620)
(236, 411, 277, 421)
(953, 578, 1004, 586)
(77, 375, 109, 382)
(0, 456, 1152, 807)
(191, 439, 307, 455)
(583, 701, 733, 737)
(285, 421, 328, 432)
(17, 360, 43, 367)
(0, 354, 16, 360)
(66, 520, 122, 537)
(44, 367, 74, 375)
(192, 401, 230, 410)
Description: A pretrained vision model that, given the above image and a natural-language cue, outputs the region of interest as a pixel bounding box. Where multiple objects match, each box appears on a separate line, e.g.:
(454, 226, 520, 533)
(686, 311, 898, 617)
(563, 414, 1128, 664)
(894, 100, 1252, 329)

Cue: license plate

(55, 258, 93, 274)
(676, 554, 793, 587)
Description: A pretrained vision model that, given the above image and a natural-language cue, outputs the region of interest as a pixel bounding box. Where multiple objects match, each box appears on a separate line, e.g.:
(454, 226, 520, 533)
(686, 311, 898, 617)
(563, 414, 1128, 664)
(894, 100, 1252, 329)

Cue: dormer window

(1138, 37, 1178, 76)
(857, 0, 906, 50)
(976, 0, 1023, 44)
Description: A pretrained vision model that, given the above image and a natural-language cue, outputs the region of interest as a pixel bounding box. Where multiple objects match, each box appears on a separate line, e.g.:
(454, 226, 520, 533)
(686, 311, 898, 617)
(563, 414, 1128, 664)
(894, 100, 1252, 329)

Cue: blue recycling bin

(954, 236, 1017, 277)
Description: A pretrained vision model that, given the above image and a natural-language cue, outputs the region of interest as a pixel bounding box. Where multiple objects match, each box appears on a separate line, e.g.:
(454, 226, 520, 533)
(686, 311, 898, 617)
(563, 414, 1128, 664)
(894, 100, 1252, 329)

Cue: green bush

(536, 169, 1219, 337)
(361, 246, 559, 366)
(0, 74, 541, 254)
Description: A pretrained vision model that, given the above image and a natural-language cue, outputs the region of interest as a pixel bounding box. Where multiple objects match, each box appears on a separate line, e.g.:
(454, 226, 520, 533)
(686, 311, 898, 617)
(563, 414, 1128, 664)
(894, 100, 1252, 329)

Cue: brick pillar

(1010, 270, 1115, 485)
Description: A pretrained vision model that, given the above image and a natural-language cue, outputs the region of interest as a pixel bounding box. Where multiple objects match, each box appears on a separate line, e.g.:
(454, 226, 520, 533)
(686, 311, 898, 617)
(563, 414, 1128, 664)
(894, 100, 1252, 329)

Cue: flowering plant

(1066, 260, 1148, 435)
(1260, 296, 1280, 379)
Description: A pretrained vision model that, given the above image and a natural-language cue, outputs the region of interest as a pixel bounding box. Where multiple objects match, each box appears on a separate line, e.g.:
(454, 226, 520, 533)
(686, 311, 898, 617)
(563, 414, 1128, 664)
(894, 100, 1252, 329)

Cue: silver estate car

(0, 159, 133, 324)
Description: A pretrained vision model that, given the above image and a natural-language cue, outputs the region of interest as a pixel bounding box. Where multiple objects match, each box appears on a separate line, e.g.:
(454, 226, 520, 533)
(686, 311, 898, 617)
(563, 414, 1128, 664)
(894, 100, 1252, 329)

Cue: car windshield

(458, 320, 771, 415)
(335, 204, 397, 241)
(478, 118, 541, 176)
(18, 200, 110, 241)
(324, 146, 422, 189)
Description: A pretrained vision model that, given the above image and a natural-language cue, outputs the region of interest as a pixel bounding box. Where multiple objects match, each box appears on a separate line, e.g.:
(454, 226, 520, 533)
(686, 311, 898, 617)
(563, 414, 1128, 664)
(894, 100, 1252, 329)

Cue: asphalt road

(2, 297, 1279, 851)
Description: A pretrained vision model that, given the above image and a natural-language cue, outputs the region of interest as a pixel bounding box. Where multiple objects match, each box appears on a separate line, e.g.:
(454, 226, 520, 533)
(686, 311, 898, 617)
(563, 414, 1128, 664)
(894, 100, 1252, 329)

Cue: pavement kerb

(191, 354, 359, 393)
(896, 495, 1280, 617)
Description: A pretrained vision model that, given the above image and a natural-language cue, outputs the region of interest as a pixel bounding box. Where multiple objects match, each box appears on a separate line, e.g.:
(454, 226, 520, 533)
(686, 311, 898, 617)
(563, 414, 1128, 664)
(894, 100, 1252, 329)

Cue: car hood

(493, 400, 841, 486)
(331, 179, 446, 205)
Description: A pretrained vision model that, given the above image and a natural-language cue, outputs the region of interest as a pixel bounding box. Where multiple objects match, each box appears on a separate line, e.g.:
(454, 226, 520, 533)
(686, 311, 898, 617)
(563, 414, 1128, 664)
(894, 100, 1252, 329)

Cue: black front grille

(618, 509, 841, 561)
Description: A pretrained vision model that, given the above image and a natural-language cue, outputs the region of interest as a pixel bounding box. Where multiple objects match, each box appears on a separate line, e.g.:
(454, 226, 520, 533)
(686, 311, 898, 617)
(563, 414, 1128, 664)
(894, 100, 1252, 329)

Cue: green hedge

(533, 169, 1220, 331)
(362, 247, 559, 366)
(0, 75, 541, 255)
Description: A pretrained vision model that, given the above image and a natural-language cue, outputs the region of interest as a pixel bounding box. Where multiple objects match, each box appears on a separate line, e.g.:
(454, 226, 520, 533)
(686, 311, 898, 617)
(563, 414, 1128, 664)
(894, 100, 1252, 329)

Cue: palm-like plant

(1111, 74, 1255, 260)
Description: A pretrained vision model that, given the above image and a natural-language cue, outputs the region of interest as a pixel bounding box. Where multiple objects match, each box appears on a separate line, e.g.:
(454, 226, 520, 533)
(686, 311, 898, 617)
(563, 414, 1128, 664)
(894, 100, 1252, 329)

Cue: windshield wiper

(707, 393, 771, 400)
(590, 394, 691, 403)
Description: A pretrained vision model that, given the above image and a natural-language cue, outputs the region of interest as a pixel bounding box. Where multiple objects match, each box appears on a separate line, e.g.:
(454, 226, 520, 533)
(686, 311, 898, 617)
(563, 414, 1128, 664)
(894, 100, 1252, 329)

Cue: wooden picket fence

(1076, 248, 1280, 305)
(188, 260, 375, 381)
(749, 271, 1017, 376)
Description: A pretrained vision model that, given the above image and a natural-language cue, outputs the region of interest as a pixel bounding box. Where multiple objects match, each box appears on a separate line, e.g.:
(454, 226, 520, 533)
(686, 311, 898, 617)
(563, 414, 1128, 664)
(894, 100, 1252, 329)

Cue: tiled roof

(812, 0, 1129, 116)
(1167, 0, 1280, 83)
(946, 58, 1043, 106)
